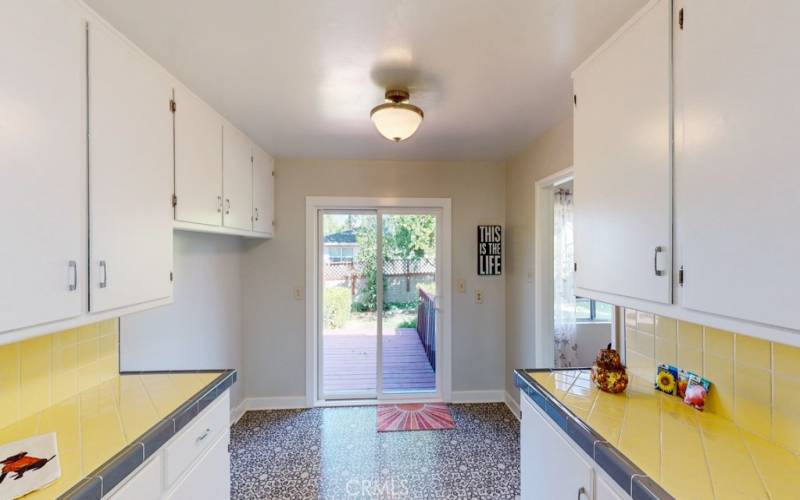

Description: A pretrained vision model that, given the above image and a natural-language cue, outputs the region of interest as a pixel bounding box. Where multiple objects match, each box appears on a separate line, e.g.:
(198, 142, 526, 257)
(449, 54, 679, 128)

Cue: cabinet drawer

(107, 454, 162, 500)
(164, 391, 229, 487)
(166, 431, 231, 500)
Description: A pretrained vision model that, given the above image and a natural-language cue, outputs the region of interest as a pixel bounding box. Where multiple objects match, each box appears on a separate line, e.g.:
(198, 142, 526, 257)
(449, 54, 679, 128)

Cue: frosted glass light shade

(370, 103, 424, 142)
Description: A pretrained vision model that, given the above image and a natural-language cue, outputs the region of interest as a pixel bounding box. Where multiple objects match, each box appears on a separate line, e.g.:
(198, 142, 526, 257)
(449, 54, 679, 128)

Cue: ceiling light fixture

(370, 89, 424, 142)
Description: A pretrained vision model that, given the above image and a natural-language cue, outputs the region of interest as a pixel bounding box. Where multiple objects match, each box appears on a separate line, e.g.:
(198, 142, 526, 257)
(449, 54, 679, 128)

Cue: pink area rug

(377, 403, 455, 432)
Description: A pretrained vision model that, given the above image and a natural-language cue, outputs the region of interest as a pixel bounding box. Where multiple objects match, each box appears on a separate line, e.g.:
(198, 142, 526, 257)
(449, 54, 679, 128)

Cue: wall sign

(477, 225, 502, 275)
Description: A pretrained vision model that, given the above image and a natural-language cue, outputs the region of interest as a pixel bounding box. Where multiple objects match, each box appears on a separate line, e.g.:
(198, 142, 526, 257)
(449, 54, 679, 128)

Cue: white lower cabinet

(105, 391, 231, 500)
(596, 475, 625, 500)
(520, 392, 630, 500)
(167, 432, 231, 500)
(107, 454, 163, 500)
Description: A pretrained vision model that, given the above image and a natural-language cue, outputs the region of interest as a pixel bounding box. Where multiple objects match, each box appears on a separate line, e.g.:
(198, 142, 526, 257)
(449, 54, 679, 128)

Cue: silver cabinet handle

(654, 246, 664, 276)
(68, 261, 77, 291)
(99, 260, 107, 288)
(225, 198, 231, 215)
(254, 207, 259, 221)
(217, 195, 223, 213)
(577, 487, 588, 499)
(196, 428, 211, 443)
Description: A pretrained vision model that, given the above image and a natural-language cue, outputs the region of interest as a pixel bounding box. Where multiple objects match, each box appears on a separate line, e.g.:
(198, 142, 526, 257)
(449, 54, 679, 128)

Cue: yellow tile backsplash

(0, 320, 119, 430)
(625, 308, 800, 456)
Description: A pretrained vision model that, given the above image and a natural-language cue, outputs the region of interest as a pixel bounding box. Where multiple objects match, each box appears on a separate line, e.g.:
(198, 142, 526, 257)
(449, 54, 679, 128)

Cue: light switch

(475, 289, 484, 304)
(457, 279, 466, 293)
(294, 288, 303, 301)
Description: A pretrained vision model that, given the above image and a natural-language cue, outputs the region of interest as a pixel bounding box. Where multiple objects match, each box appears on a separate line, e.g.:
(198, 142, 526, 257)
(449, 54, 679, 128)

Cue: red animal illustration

(0, 452, 55, 483)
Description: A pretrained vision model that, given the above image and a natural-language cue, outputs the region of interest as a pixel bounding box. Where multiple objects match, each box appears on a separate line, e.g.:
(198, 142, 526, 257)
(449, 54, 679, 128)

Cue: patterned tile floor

(230, 403, 520, 499)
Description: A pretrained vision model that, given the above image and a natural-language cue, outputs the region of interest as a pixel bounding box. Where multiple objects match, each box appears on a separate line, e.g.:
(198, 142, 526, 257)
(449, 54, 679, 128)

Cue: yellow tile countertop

(518, 369, 800, 500)
(0, 370, 235, 499)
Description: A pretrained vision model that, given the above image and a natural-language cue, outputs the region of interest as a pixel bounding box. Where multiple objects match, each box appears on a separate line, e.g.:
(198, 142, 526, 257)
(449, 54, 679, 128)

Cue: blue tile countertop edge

(514, 369, 674, 500)
(59, 369, 237, 500)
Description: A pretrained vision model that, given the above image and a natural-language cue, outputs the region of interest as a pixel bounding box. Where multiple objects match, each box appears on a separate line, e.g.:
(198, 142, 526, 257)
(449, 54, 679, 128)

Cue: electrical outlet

(294, 287, 303, 301)
(457, 279, 466, 293)
(475, 289, 484, 304)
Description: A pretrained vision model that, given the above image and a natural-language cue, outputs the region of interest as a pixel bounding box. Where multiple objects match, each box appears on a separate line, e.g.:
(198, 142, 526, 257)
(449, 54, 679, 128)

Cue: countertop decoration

(590, 343, 628, 394)
(655, 364, 711, 411)
(0, 433, 60, 499)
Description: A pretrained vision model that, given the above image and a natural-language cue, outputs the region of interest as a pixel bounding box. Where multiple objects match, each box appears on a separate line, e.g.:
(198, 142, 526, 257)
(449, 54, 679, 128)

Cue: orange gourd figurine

(591, 343, 628, 394)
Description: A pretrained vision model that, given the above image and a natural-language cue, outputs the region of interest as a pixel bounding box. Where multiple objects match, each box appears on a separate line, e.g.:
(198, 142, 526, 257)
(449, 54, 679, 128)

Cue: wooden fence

(416, 288, 436, 370)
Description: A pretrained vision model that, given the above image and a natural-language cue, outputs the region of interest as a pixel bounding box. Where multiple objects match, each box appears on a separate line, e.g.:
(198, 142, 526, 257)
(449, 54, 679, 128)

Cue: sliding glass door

(318, 208, 441, 401)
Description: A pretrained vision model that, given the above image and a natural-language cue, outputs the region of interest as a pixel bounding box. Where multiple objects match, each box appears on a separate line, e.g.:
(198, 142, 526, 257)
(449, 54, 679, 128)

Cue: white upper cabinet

(674, 1, 800, 330)
(221, 124, 254, 231)
(174, 85, 223, 227)
(88, 20, 174, 313)
(252, 147, 275, 235)
(0, 0, 85, 333)
(573, 0, 672, 304)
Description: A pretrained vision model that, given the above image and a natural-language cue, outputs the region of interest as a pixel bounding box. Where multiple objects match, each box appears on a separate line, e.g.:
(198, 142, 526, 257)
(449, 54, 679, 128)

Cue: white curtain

(553, 189, 578, 367)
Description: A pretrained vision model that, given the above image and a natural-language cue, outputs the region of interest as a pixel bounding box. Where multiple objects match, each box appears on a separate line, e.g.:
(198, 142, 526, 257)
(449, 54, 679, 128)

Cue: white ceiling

(84, 0, 647, 161)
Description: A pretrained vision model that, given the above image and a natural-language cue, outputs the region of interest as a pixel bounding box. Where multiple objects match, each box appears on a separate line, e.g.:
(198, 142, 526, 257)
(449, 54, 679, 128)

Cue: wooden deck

(322, 327, 436, 394)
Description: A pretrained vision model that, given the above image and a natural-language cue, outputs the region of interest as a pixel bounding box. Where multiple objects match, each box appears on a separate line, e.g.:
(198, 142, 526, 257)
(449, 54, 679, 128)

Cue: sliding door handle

(654, 246, 664, 276)
(68, 261, 77, 291)
(99, 260, 108, 288)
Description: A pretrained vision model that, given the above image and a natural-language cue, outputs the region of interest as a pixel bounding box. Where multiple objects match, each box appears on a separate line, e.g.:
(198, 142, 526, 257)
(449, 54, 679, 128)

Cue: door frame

(534, 167, 622, 368)
(533, 168, 573, 368)
(305, 196, 452, 407)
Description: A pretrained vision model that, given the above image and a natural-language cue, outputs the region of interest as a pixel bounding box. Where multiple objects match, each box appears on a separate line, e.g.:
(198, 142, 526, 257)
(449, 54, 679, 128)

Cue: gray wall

(120, 231, 247, 409)
(505, 117, 573, 405)
(241, 159, 507, 401)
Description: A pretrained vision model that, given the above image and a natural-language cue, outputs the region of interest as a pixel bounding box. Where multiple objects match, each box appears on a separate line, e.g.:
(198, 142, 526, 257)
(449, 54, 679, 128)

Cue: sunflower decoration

(655, 364, 679, 395)
(657, 370, 676, 394)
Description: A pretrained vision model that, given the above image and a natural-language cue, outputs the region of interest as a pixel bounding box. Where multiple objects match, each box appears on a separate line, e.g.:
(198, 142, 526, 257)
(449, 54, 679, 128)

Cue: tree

(354, 215, 436, 312)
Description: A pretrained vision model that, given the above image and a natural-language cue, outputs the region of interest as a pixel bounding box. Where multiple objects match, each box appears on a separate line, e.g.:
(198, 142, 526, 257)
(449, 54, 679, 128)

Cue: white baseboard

(230, 399, 247, 425)
(450, 390, 505, 403)
(246, 396, 308, 411)
(504, 391, 520, 420)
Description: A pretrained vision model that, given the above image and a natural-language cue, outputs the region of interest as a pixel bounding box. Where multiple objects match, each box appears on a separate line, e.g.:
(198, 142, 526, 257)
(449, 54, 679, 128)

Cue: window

(325, 247, 355, 264)
(575, 297, 613, 322)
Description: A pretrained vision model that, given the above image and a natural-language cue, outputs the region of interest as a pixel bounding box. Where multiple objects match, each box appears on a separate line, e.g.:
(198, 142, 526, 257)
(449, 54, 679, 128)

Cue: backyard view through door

(320, 210, 439, 399)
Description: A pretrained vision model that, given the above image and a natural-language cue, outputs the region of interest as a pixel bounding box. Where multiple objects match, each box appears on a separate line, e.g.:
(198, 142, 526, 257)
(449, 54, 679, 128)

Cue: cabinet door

(573, 0, 672, 304)
(0, 0, 85, 332)
(167, 431, 230, 500)
(88, 21, 173, 313)
(674, 1, 800, 330)
(107, 453, 162, 500)
(520, 395, 593, 500)
(252, 147, 274, 235)
(597, 475, 625, 500)
(221, 124, 253, 231)
(174, 85, 223, 226)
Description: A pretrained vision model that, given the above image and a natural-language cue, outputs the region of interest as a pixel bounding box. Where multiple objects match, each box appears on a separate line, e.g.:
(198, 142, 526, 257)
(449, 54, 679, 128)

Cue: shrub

(324, 287, 352, 329)
(399, 318, 417, 329)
